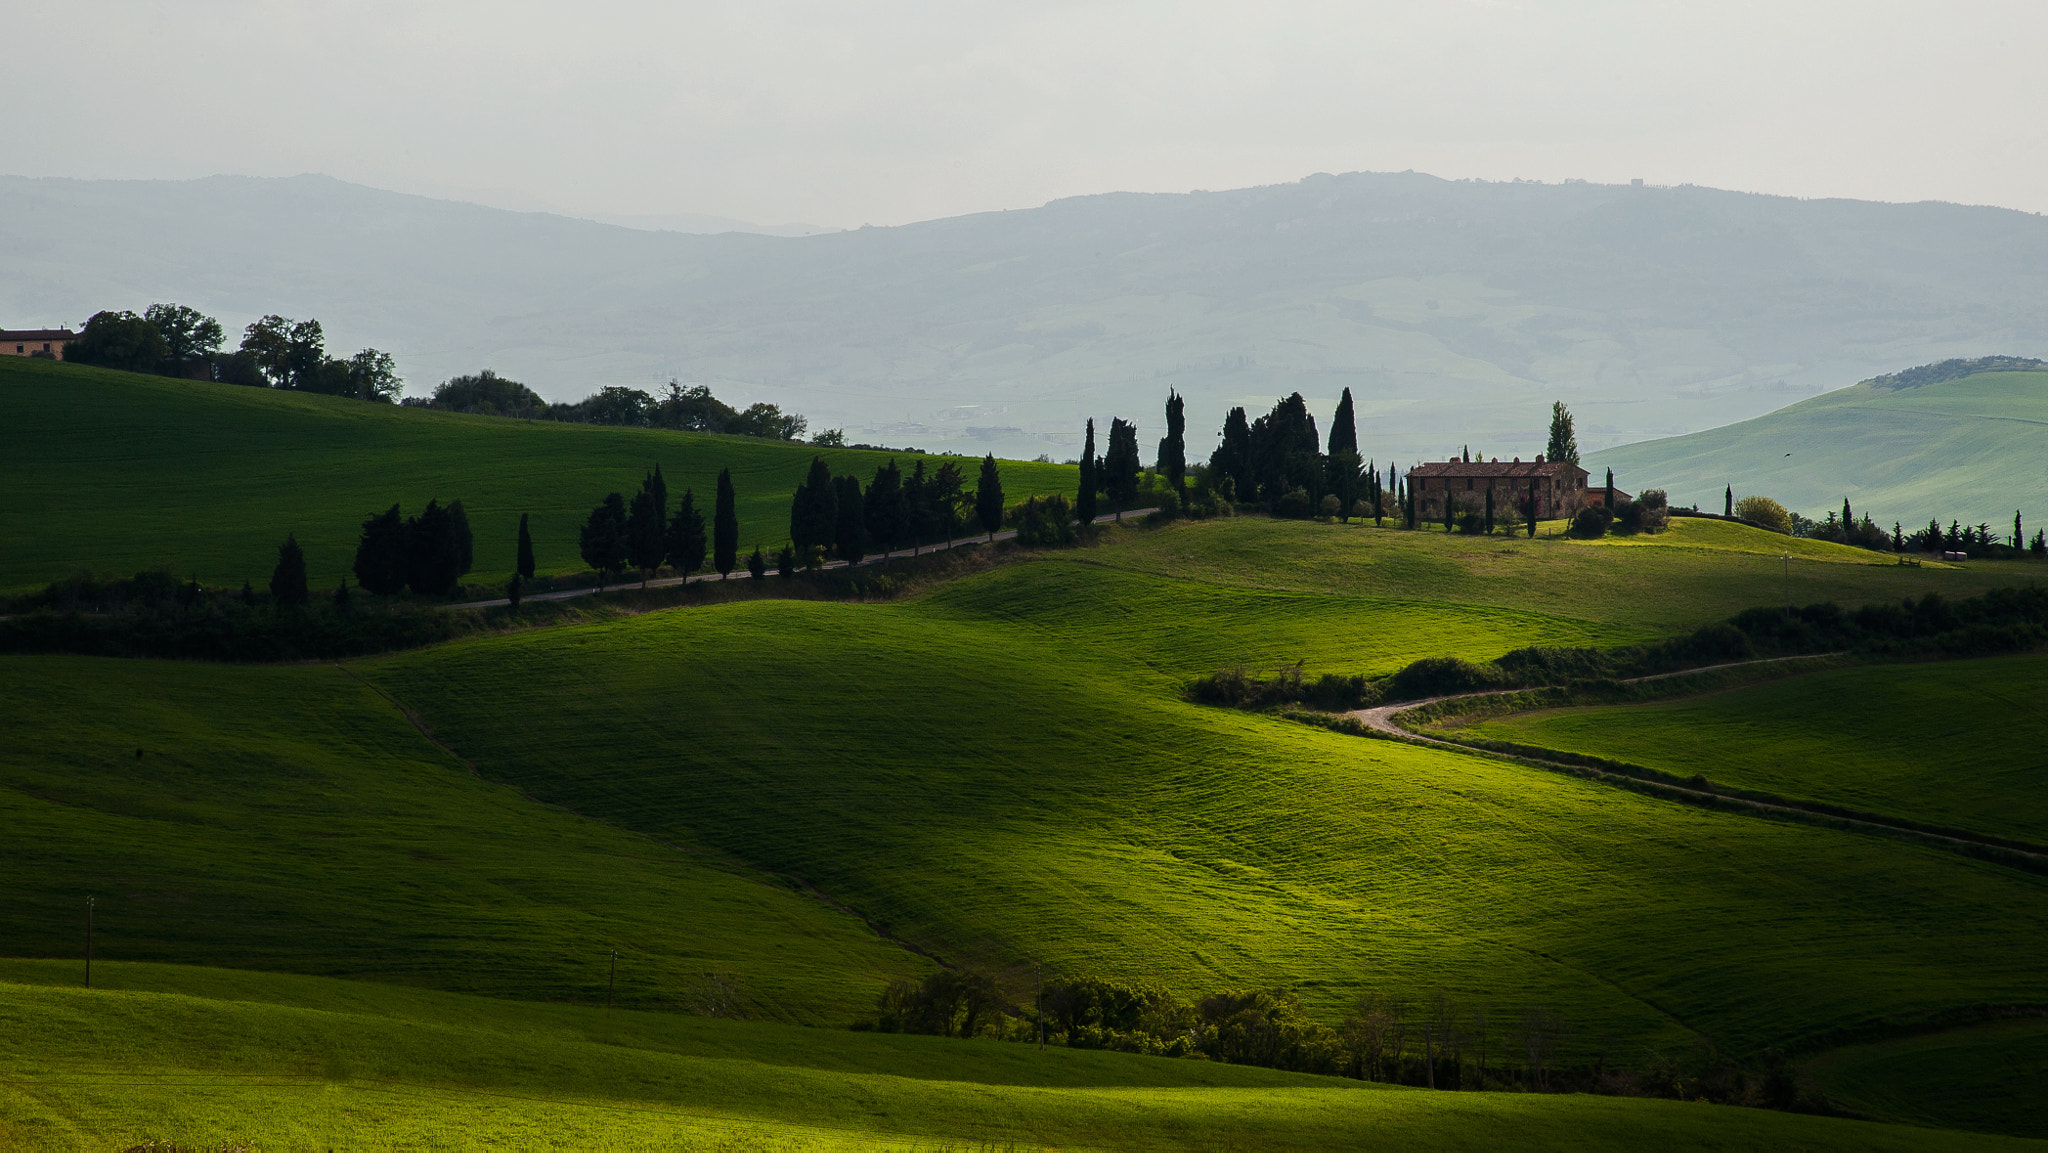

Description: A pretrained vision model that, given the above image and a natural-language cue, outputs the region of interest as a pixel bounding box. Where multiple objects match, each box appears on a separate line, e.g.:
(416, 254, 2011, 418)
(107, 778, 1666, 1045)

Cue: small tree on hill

(65, 310, 170, 373)
(1546, 402, 1580, 466)
(579, 493, 630, 590)
(975, 455, 1004, 541)
(353, 504, 409, 595)
(270, 535, 309, 606)
(747, 545, 768, 580)
(516, 513, 536, 580)
(1104, 418, 1140, 519)
(667, 488, 707, 577)
(145, 303, 225, 371)
(1725, 485, 1733, 517)
(1076, 419, 1099, 525)
(713, 468, 739, 578)
(1158, 389, 1187, 499)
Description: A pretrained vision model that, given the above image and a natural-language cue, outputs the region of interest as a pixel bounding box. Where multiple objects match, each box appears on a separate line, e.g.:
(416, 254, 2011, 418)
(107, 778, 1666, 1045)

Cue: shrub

(1275, 488, 1313, 519)
(1733, 496, 1792, 534)
(1319, 494, 1342, 520)
(1615, 490, 1670, 535)
(1458, 511, 1485, 535)
(1017, 494, 1079, 547)
(1567, 506, 1613, 539)
(1384, 656, 1508, 700)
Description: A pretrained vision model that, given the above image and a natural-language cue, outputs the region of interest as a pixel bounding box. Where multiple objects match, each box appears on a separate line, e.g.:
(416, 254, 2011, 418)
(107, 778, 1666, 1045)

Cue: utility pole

(85, 895, 94, 989)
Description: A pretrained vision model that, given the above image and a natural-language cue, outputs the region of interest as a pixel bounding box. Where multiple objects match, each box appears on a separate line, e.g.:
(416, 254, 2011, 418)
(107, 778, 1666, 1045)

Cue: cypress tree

(1546, 402, 1580, 465)
(1725, 485, 1733, 517)
(1158, 390, 1186, 498)
(775, 544, 795, 577)
(865, 459, 906, 552)
(1843, 498, 1853, 531)
(667, 488, 707, 577)
(449, 499, 474, 579)
(1328, 387, 1358, 457)
(1105, 418, 1140, 519)
(649, 465, 668, 518)
(506, 573, 522, 611)
(353, 503, 409, 595)
(789, 457, 836, 553)
(1484, 487, 1495, 535)
(1604, 469, 1615, 512)
(627, 486, 666, 585)
(714, 468, 739, 578)
(903, 459, 933, 553)
(578, 493, 629, 591)
(834, 473, 867, 565)
(333, 580, 350, 610)
(1526, 478, 1537, 537)
(406, 499, 462, 596)
(269, 534, 309, 606)
(516, 513, 536, 580)
(1443, 488, 1456, 533)
(929, 460, 966, 544)
(1076, 419, 1099, 525)
(1209, 407, 1252, 498)
(975, 454, 1004, 541)
(2015, 510, 2024, 550)
(747, 545, 767, 580)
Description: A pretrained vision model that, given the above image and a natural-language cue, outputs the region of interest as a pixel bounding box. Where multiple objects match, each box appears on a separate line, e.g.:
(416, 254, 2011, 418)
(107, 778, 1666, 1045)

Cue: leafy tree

(344, 349, 402, 402)
(144, 303, 224, 369)
(1209, 406, 1254, 500)
(652, 380, 737, 431)
(239, 316, 325, 389)
(352, 504, 409, 595)
(1076, 419, 1099, 525)
(833, 473, 867, 565)
(65, 310, 169, 373)
(269, 534, 309, 606)
(578, 493, 630, 591)
(974, 455, 1004, 541)
(1104, 418, 1141, 518)
(789, 457, 836, 554)
(407, 499, 465, 596)
(1158, 389, 1187, 498)
(729, 402, 808, 441)
(516, 513, 536, 580)
(1545, 401, 1580, 466)
(551, 385, 655, 426)
(431, 370, 548, 417)
(1328, 386, 1358, 457)
(927, 460, 967, 543)
(666, 489, 707, 576)
(1733, 495, 1793, 534)
(747, 545, 768, 579)
(713, 468, 739, 578)
(865, 459, 906, 552)
(627, 487, 667, 586)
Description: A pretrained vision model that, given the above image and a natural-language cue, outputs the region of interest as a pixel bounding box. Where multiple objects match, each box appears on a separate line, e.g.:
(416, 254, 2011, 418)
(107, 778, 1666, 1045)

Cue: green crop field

(0, 962, 2021, 1152)
(0, 355, 1076, 595)
(1444, 654, 2048, 846)
(1587, 367, 2048, 523)
(1806, 1019, 2048, 1141)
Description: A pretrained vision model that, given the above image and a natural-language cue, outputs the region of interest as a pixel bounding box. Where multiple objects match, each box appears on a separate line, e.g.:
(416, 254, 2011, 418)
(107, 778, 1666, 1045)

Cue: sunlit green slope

(1448, 653, 2048, 846)
(1587, 367, 2048, 524)
(0, 963, 2019, 1152)
(0, 654, 922, 1019)
(0, 355, 1074, 594)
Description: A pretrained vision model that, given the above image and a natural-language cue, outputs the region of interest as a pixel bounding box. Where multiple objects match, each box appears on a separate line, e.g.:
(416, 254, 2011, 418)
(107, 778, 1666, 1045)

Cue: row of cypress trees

(575, 464, 735, 590)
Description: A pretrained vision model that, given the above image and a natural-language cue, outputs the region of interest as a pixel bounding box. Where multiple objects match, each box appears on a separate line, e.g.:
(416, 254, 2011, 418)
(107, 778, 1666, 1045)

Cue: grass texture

(1448, 654, 2048, 846)
(1806, 1018, 2048, 1141)
(0, 355, 1076, 594)
(0, 963, 2023, 1152)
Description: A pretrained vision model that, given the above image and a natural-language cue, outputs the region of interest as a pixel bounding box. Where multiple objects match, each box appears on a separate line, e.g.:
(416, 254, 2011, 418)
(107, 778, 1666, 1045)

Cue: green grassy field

(1445, 654, 2048, 846)
(1807, 1018, 2048, 1141)
(1587, 367, 2048, 523)
(0, 654, 923, 1019)
(0, 962, 2025, 1152)
(356, 520, 2048, 1066)
(0, 355, 1076, 595)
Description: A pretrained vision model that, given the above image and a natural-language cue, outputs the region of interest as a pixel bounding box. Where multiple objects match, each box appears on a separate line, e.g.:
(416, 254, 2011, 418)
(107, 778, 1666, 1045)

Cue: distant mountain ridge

(5, 170, 2048, 463)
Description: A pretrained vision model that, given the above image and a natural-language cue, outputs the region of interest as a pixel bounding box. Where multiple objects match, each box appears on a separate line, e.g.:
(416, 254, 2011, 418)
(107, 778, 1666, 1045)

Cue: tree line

(408, 371, 812, 441)
(61, 305, 400, 402)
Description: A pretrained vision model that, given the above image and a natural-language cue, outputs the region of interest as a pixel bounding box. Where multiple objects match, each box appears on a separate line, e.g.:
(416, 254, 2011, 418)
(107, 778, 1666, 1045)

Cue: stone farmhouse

(1406, 456, 1590, 521)
(2, 328, 79, 358)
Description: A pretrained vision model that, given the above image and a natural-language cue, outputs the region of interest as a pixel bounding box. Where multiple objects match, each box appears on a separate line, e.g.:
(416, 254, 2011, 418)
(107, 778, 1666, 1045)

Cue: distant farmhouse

(2, 328, 79, 359)
(1407, 455, 1590, 520)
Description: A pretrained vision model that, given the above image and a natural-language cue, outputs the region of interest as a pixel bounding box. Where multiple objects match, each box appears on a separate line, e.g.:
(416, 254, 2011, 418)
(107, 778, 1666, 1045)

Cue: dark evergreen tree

(775, 544, 796, 577)
(333, 580, 350, 610)
(1546, 402, 1580, 465)
(1893, 522, 1904, 552)
(1605, 469, 1615, 511)
(928, 460, 967, 543)
(649, 464, 668, 518)
(353, 503, 409, 595)
(1076, 419, 1099, 525)
(713, 468, 739, 578)
(406, 499, 463, 596)
(1158, 389, 1187, 498)
(506, 573, 522, 611)
(1328, 387, 1358, 457)
(516, 513, 536, 580)
(1484, 487, 1496, 535)
(1248, 393, 1320, 503)
(865, 459, 906, 552)
(578, 493, 630, 591)
(1526, 479, 1538, 537)
(627, 487, 666, 586)
(1843, 498, 1853, 533)
(975, 454, 1004, 541)
(666, 488, 707, 576)
(833, 473, 867, 565)
(789, 457, 837, 554)
(269, 534, 309, 606)
(449, 499, 474, 579)
(1104, 417, 1141, 518)
(747, 545, 768, 580)
(2016, 511, 2025, 550)
(1326, 451, 1362, 523)
(241, 579, 255, 606)
(1725, 485, 1733, 517)
(903, 459, 935, 552)
(1209, 406, 1252, 498)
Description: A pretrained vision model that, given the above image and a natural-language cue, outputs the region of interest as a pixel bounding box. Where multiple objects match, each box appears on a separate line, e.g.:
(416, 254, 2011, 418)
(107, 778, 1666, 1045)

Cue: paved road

(450, 508, 1159, 611)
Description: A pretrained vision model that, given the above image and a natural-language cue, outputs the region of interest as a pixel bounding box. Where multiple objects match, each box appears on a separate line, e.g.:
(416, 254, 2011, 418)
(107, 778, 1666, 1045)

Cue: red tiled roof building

(1406, 455, 1589, 521)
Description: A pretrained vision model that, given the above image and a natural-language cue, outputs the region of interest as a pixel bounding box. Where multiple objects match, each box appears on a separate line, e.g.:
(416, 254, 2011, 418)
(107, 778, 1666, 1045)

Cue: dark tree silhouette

(865, 459, 906, 552)
(834, 473, 867, 565)
(746, 545, 768, 580)
(789, 457, 836, 554)
(1209, 406, 1252, 498)
(627, 487, 666, 586)
(1158, 389, 1186, 498)
(406, 499, 463, 596)
(1328, 387, 1358, 457)
(516, 513, 536, 580)
(578, 493, 629, 591)
(270, 534, 309, 606)
(667, 488, 707, 577)
(448, 500, 474, 580)
(1725, 485, 1733, 517)
(713, 468, 739, 578)
(975, 455, 1004, 541)
(353, 504, 409, 595)
(1105, 417, 1141, 518)
(1546, 402, 1580, 466)
(1076, 419, 1099, 525)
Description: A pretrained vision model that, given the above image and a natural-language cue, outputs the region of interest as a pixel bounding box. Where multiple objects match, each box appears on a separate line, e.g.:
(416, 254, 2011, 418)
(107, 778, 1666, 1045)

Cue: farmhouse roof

(1406, 458, 1585, 479)
(1, 329, 79, 341)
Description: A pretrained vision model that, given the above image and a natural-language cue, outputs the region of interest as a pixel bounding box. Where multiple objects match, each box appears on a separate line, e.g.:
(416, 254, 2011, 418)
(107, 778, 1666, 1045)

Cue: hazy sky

(9, 1, 2045, 228)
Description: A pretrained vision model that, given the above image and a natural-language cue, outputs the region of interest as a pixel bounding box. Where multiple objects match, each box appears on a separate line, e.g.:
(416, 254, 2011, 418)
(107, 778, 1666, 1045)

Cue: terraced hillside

(0, 355, 1075, 595)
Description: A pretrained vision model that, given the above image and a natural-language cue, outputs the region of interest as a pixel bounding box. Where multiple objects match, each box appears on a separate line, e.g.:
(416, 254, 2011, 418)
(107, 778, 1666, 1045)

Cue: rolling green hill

(1586, 363, 2048, 525)
(1445, 654, 2048, 846)
(5, 963, 2009, 1152)
(0, 355, 1075, 595)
